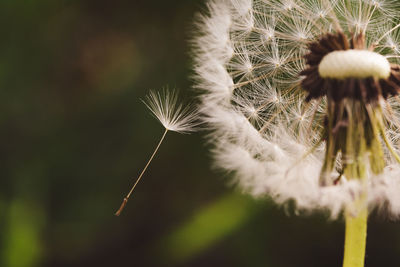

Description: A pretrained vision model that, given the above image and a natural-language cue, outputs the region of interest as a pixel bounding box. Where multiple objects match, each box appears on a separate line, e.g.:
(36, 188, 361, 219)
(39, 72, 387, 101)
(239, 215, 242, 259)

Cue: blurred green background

(1, 1, 400, 266)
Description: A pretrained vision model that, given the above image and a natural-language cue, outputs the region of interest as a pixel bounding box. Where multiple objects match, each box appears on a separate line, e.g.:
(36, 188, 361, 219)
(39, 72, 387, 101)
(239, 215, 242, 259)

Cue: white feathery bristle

(193, 0, 400, 217)
(143, 89, 199, 133)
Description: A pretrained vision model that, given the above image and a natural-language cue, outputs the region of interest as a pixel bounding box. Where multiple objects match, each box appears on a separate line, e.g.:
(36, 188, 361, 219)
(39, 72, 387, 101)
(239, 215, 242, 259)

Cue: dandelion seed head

(194, 0, 400, 217)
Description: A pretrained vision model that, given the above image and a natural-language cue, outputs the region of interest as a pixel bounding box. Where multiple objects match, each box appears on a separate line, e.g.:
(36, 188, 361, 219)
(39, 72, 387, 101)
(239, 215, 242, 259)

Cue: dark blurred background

(1, 1, 400, 266)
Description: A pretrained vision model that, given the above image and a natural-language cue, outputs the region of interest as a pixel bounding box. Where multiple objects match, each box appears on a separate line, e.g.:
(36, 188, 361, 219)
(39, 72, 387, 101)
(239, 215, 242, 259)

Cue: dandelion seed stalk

(115, 129, 168, 216)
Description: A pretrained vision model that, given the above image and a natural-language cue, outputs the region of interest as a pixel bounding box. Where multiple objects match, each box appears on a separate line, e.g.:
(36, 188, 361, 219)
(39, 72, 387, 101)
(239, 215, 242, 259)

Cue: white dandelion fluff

(193, 0, 400, 218)
(115, 89, 198, 216)
(143, 89, 199, 133)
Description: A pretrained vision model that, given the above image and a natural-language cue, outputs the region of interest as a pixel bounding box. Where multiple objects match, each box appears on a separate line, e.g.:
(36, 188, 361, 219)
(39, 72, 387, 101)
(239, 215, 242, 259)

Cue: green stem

(343, 205, 368, 267)
(342, 101, 368, 267)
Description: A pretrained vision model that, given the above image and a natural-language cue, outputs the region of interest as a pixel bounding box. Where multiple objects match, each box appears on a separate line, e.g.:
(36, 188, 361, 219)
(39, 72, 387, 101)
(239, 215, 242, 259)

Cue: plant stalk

(342, 201, 368, 267)
(340, 100, 371, 267)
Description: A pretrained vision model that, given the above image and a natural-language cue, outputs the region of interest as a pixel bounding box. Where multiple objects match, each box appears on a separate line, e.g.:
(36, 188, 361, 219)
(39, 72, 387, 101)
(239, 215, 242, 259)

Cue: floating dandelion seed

(193, 0, 400, 266)
(115, 89, 198, 216)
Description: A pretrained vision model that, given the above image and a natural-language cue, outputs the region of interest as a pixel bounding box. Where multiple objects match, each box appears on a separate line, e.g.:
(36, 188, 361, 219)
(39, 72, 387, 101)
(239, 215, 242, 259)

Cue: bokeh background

(1, 1, 400, 266)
